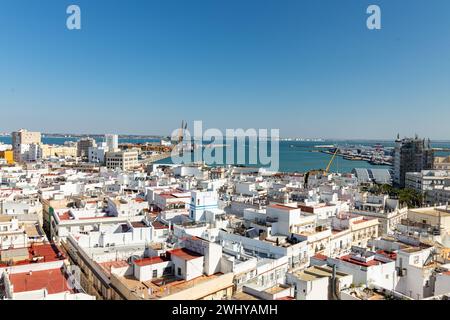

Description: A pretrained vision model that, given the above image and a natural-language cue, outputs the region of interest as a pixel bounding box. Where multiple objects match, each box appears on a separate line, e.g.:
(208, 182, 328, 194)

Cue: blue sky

(1, 0, 450, 139)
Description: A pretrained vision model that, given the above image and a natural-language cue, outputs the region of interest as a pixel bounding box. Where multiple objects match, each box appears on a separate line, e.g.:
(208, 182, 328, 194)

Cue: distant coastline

(0, 133, 166, 140)
(1, 132, 449, 143)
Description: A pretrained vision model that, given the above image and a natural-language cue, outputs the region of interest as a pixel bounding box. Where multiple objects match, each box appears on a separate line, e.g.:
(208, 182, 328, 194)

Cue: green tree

(361, 184, 423, 208)
(398, 188, 423, 208)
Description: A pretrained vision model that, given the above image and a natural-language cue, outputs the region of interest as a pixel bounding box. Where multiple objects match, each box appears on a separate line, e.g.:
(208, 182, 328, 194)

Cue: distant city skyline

(2, 132, 450, 143)
(2, 0, 450, 139)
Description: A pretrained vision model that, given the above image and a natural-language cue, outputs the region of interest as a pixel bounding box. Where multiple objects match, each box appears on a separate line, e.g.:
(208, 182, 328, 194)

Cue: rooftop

(0, 244, 65, 267)
(408, 207, 450, 218)
(134, 255, 170, 267)
(152, 221, 169, 230)
(168, 248, 203, 261)
(268, 204, 298, 211)
(312, 253, 328, 261)
(57, 211, 110, 221)
(99, 260, 130, 276)
(232, 291, 261, 300)
(130, 221, 148, 228)
(342, 287, 388, 300)
(118, 273, 222, 299)
(8, 268, 73, 294)
(340, 254, 385, 267)
(291, 265, 350, 281)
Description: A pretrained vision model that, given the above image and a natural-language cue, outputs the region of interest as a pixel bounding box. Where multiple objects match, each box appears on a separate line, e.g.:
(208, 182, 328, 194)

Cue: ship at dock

(317, 143, 393, 167)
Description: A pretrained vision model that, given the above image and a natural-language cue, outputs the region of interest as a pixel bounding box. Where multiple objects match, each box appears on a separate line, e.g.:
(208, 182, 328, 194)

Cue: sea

(2, 136, 450, 174)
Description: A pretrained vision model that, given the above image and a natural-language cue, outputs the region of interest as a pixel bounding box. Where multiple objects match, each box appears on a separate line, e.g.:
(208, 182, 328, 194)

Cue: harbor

(319, 144, 394, 166)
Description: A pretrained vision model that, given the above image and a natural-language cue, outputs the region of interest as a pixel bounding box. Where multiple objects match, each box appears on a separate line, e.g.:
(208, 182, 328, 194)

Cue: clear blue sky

(1, 0, 450, 139)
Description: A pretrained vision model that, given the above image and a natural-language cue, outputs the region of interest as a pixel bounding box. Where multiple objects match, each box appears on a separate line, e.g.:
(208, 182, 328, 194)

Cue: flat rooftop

(130, 221, 148, 228)
(0, 244, 65, 267)
(342, 287, 387, 300)
(268, 204, 298, 211)
(134, 255, 170, 267)
(291, 265, 350, 281)
(24, 224, 44, 238)
(0, 215, 13, 223)
(9, 268, 73, 294)
(409, 207, 450, 217)
(118, 273, 223, 299)
(99, 260, 130, 277)
(57, 211, 111, 221)
(232, 291, 261, 300)
(168, 248, 203, 261)
(265, 284, 289, 294)
(340, 254, 387, 267)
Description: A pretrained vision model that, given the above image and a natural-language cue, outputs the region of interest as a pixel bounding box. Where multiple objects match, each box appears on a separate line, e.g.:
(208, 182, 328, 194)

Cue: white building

(405, 170, 450, 194)
(286, 265, 353, 300)
(219, 230, 309, 270)
(105, 150, 139, 171)
(352, 193, 408, 236)
(325, 248, 397, 290)
(394, 244, 435, 299)
(189, 190, 218, 222)
(0, 216, 28, 250)
(434, 270, 450, 296)
(105, 134, 119, 152)
(11, 129, 41, 163)
(0, 243, 95, 300)
(106, 196, 148, 217)
(173, 165, 208, 179)
(88, 142, 108, 164)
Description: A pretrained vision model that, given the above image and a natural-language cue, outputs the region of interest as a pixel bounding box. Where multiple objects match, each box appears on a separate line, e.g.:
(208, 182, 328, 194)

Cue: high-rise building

(105, 150, 138, 171)
(11, 129, 41, 162)
(105, 134, 119, 152)
(77, 138, 97, 159)
(393, 135, 434, 188)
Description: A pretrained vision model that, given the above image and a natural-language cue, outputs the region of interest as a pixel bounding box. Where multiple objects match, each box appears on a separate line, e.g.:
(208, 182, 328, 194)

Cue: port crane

(304, 147, 339, 188)
(324, 147, 339, 176)
(141, 120, 187, 165)
(177, 120, 187, 144)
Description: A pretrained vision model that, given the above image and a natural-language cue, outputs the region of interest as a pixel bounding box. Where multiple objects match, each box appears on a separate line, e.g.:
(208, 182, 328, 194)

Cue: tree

(361, 184, 423, 208)
(398, 188, 423, 208)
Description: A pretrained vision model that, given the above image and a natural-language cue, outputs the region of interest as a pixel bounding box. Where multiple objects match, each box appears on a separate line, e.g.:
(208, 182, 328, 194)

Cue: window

(163, 266, 172, 275)
(177, 267, 182, 276)
(152, 270, 157, 278)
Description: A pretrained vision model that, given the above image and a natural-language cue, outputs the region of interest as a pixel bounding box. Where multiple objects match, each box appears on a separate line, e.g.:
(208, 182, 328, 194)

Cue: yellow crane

(323, 147, 339, 176)
(304, 147, 339, 187)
